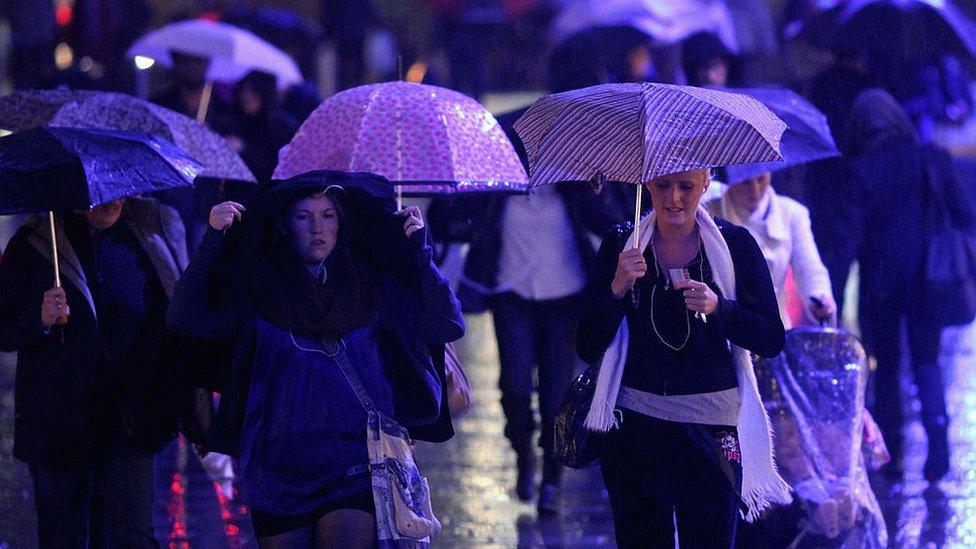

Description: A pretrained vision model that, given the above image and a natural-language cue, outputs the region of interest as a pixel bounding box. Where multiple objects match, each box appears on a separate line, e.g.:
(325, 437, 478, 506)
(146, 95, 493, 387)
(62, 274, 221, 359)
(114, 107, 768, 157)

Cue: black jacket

(0, 199, 188, 467)
(578, 218, 785, 381)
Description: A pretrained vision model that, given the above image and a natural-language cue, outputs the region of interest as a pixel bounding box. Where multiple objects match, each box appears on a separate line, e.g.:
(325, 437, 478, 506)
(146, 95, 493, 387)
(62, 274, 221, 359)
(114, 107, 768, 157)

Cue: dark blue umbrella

(786, 0, 976, 60)
(0, 126, 202, 215)
(716, 87, 839, 185)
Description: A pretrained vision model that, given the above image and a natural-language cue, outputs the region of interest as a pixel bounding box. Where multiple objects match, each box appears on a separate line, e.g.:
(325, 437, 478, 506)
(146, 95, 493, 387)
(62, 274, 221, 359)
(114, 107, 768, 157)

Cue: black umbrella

(0, 126, 202, 291)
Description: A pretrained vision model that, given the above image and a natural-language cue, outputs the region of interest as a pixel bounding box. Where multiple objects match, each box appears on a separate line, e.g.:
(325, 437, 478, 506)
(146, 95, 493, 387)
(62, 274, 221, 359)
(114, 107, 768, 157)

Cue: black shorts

(250, 491, 375, 538)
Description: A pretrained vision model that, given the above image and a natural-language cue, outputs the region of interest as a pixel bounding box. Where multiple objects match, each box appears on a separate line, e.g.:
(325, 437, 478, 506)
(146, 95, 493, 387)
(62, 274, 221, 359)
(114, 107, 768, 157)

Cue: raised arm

(577, 225, 632, 364)
(389, 208, 465, 345)
(167, 224, 245, 340)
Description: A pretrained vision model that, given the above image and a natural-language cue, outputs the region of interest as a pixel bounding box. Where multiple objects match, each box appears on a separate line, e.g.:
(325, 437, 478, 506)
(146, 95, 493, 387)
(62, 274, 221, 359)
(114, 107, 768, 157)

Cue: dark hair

(233, 70, 280, 120)
(842, 88, 917, 156)
(681, 32, 730, 87)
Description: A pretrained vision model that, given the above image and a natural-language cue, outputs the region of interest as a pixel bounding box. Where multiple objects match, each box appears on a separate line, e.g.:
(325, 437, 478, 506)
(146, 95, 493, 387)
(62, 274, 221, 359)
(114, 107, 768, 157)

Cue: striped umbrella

(514, 83, 787, 244)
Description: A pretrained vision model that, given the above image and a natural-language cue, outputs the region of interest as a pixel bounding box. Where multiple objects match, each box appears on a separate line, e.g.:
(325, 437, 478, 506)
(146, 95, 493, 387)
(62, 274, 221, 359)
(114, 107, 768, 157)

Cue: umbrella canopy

(0, 127, 202, 215)
(0, 89, 255, 183)
(718, 87, 839, 185)
(513, 82, 787, 188)
(551, 0, 738, 51)
(127, 20, 303, 90)
(273, 81, 528, 194)
(788, 0, 976, 59)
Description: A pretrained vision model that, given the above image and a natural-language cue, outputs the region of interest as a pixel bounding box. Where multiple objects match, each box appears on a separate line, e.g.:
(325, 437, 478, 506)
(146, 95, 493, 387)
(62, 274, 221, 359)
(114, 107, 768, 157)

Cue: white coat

(707, 187, 833, 328)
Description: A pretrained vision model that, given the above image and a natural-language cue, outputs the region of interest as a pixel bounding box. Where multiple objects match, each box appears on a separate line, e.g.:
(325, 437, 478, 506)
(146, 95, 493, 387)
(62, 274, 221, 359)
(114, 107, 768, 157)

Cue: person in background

(841, 89, 969, 482)
(681, 31, 733, 88)
(150, 50, 238, 134)
(460, 101, 617, 514)
(228, 71, 299, 183)
(151, 50, 241, 250)
(707, 169, 836, 327)
(0, 197, 191, 547)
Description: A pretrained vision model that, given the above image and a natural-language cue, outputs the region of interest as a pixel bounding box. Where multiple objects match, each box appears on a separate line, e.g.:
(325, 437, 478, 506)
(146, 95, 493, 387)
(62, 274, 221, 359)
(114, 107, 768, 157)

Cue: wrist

(610, 280, 627, 298)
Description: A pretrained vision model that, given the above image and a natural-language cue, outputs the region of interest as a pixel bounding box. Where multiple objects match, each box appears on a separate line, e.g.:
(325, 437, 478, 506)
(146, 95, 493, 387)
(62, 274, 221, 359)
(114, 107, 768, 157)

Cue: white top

(496, 185, 585, 301)
(708, 187, 833, 328)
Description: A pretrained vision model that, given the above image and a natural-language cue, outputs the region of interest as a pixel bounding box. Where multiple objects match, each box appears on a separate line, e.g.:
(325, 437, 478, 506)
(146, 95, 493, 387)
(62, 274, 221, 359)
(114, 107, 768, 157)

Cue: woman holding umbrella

(515, 83, 792, 546)
(167, 171, 463, 547)
(577, 168, 788, 546)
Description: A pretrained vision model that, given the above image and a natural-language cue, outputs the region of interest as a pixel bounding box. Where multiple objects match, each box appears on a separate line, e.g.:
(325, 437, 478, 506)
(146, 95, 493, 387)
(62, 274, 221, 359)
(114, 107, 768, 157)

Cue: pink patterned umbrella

(272, 81, 528, 194)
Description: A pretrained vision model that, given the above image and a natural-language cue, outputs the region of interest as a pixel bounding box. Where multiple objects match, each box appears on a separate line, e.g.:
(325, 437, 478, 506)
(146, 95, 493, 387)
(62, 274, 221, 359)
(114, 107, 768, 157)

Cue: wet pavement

(2, 314, 976, 547)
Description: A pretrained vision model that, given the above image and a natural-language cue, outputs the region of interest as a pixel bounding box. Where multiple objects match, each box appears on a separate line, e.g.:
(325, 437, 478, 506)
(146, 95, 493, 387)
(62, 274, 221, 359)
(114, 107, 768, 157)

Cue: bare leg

(314, 508, 377, 549)
(257, 525, 312, 549)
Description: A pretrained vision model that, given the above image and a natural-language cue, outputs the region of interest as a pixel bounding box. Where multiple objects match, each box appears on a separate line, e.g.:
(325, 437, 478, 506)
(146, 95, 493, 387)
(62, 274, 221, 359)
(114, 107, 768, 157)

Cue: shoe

(516, 452, 536, 501)
(537, 483, 559, 516)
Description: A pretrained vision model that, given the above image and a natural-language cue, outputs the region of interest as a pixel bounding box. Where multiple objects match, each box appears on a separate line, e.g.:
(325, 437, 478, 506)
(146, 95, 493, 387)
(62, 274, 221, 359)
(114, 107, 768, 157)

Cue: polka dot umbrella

(273, 81, 529, 206)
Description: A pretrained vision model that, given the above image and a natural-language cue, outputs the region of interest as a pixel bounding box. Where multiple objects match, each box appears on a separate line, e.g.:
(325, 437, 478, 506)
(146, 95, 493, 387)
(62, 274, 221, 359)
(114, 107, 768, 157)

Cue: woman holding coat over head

(167, 171, 464, 548)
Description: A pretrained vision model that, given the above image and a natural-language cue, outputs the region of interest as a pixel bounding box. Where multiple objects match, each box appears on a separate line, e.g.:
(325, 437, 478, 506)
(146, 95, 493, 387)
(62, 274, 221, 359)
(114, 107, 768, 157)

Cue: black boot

(514, 439, 537, 501)
(537, 457, 562, 516)
(924, 415, 950, 483)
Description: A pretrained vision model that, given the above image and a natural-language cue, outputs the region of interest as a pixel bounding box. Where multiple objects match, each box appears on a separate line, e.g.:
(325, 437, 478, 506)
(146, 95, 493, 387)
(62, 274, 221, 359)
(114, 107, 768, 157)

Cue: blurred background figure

(707, 170, 836, 328)
(840, 88, 971, 483)
(226, 70, 298, 183)
(681, 31, 734, 87)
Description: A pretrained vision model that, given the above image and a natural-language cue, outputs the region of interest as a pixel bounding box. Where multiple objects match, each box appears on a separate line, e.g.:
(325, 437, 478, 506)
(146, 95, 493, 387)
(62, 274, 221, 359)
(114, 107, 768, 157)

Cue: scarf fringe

(584, 206, 792, 521)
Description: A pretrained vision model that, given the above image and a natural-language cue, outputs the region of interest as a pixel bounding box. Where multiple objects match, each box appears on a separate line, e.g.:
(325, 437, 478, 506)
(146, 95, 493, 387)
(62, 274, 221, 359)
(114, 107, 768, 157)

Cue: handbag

(922, 153, 976, 326)
(552, 365, 605, 469)
(326, 339, 442, 547)
(444, 342, 472, 419)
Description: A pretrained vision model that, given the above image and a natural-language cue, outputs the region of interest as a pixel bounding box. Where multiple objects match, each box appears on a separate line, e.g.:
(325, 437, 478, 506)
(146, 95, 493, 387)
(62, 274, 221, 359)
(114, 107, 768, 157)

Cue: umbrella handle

(629, 186, 644, 310)
(48, 212, 68, 326)
(196, 80, 213, 124)
(396, 185, 403, 211)
(48, 211, 61, 288)
(632, 184, 643, 250)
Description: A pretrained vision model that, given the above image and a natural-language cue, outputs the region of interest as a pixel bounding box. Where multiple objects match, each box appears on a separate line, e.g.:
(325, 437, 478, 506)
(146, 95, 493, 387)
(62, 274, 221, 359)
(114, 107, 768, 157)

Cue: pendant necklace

(648, 234, 704, 352)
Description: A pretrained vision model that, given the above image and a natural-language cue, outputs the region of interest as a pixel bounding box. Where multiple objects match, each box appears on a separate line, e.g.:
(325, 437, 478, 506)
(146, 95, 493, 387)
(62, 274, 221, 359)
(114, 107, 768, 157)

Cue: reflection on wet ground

(1, 315, 975, 547)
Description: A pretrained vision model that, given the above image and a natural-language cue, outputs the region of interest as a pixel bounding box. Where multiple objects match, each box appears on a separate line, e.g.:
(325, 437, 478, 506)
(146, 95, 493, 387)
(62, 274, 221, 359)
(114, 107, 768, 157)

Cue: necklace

(647, 233, 704, 352)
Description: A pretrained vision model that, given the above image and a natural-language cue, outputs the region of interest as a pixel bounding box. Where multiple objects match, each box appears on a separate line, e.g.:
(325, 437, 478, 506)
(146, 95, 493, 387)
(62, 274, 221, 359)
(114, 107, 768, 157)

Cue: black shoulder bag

(922, 153, 976, 326)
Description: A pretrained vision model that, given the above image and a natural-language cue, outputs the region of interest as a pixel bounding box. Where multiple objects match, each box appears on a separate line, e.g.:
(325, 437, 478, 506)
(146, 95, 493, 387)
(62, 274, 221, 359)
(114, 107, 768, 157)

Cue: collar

(720, 187, 789, 242)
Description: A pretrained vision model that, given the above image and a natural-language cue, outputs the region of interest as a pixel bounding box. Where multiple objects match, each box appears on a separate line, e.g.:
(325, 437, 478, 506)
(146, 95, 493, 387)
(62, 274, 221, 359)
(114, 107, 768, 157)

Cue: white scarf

(584, 206, 791, 522)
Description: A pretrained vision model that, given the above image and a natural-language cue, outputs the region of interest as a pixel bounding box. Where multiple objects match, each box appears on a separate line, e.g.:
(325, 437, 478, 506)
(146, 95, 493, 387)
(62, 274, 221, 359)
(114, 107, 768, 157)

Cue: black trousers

(601, 410, 741, 549)
(861, 290, 946, 460)
(490, 292, 582, 480)
(30, 446, 158, 548)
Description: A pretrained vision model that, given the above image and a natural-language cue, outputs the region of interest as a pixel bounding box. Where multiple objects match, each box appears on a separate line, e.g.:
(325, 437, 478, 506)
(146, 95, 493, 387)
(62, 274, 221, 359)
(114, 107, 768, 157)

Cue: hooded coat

(166, 171, 464, 455)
